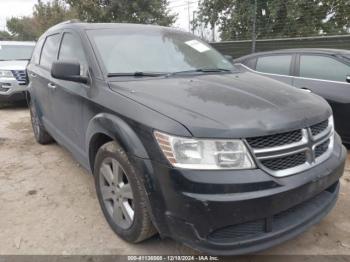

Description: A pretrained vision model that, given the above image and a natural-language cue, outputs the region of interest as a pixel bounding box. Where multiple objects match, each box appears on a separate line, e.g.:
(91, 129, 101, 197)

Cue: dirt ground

(0, 104, 350, 256)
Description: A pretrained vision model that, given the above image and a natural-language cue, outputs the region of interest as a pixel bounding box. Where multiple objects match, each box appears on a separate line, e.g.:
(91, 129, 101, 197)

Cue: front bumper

(0, 79, 28, 102)
(132, 134, 346, 255)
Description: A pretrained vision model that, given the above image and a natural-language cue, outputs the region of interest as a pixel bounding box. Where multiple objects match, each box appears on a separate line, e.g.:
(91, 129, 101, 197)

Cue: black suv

(27, 21, 346, 255)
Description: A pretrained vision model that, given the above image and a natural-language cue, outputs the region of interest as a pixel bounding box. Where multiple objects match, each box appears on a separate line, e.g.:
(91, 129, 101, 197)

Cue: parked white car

(0, 41, 35, 102)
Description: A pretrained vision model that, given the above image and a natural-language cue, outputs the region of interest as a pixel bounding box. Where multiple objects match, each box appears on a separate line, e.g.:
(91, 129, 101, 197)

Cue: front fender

(86, 113, 149, 165)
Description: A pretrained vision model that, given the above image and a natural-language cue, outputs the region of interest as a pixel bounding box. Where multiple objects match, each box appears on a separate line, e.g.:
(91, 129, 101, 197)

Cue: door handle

(47, 83, 56, 89)
(300, 87, 312, 93)
(30, 73, 37, 78)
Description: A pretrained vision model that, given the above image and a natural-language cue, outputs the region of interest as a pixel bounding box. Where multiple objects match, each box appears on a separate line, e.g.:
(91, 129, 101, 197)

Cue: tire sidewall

(94, 142, 148, 242)
(29, 100, 41, 140)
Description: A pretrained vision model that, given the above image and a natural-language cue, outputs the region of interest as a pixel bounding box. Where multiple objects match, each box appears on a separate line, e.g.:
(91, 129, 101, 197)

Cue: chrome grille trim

(245, 116, 334, 177)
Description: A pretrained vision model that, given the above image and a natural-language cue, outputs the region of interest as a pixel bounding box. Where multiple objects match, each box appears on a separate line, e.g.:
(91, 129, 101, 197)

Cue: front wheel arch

(86, 113, 149, 173)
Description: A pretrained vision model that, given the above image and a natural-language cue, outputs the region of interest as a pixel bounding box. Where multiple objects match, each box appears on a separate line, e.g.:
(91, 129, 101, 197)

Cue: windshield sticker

(185, 40, 210, 53)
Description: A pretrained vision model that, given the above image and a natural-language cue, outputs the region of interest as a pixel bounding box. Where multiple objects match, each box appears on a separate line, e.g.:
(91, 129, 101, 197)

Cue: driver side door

(49, 30, 90, 166)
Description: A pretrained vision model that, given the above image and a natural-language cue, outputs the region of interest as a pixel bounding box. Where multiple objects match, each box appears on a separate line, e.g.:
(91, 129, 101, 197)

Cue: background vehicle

(234, 49, 350, 144)
(27, 22, 346, 255)
(0, 41, 35, 102)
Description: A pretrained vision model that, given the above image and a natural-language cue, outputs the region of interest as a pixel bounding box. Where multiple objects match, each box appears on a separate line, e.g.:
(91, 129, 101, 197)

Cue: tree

(6, 0, 176, 41)
(6, 17, 39, 41)
(194, 0, 350, 41)
(65, 0, 176, 26)
(0, 31, 13, 41)
(33, 0, 77, 35)
(6, 0, 77, 41)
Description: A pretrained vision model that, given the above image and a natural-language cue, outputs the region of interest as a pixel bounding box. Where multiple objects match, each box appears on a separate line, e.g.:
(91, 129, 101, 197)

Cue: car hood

(108, 71, 332, 138)
(0, 60, 29, 70)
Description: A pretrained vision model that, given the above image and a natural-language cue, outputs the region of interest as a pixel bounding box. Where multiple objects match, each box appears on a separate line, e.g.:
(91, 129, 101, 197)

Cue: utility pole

(251, 0, 257, 53)
(211, 13, 215, 42)
(192, 11, 196, 34)
(187, 0, 191, 32)
(212, 22, 215, 42)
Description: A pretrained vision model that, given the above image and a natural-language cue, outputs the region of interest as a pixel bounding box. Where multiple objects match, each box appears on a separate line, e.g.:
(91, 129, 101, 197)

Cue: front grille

(208, 220, 265, 242)
(0, 86, 10, 92)
(311, 119, 328, 136)
(246, 117, 333, 177)
(315, 139, 330, 158)
(11, 70, 27, 85)
(246, 130, 302, 149)
(261, 152, 307, 171)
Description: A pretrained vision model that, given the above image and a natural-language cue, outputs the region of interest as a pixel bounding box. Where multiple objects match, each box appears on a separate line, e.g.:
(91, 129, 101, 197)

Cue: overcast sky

(0, 0, 199, 32)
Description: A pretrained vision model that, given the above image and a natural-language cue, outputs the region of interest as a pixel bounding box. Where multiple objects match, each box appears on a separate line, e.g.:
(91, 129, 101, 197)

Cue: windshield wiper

(107, 72, 166, 77)
(169, 68, 232, 76)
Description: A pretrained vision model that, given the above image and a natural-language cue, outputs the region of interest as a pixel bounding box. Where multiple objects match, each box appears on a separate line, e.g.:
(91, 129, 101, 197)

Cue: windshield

(0, 44, 34, 61)
(87, 28, 235, 74)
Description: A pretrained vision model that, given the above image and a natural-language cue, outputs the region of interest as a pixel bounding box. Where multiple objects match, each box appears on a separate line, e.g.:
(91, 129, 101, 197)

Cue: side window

(40, 34, 61, 70)
(31, 37, 45, 65)
(58, 32, 87, 76)
(256, 55, 292, 76)
(300, 55, 350, 82)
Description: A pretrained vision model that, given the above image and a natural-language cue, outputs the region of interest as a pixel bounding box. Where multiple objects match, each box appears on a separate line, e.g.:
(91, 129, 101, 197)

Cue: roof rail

(55, 19, 81, 26)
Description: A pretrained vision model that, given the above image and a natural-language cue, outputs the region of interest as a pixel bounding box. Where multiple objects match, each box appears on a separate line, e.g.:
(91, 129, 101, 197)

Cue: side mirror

(346, 75, 350, 83)
(51, 61, 88, 84)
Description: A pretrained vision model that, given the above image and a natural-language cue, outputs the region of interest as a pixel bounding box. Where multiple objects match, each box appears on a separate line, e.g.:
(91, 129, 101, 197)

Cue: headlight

(154, 131, 255, 170)
(0, 70, 14, 79)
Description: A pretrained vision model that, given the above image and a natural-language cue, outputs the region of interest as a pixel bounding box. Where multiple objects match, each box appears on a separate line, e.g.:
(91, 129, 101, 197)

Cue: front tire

(94, 141, 156, 243)
(29, 100, 53, 144)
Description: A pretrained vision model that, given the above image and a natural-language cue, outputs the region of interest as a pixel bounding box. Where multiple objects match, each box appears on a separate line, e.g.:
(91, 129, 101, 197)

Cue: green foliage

(6, 0, 77, 41)
(5, 0, 176, 41)
(195, 0, 350, 41)
(6, 17, 39, 41)
(0, 31, 14, 41)
(65, 0, 176, 26)
(33, 0, 77, 34)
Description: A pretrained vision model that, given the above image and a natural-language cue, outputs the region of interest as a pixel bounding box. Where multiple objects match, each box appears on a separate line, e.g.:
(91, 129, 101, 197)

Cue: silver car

(234, 48, 350, 144)
(0, 41, 35, 102)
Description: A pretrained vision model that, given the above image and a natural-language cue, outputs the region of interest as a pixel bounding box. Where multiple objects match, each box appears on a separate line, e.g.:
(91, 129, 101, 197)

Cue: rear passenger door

(253, 54, 295, 85)
(294, 54, 350, 99)
(49, 30, 89, 164)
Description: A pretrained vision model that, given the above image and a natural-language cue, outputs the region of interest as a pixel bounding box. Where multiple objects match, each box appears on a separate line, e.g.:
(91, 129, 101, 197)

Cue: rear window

(256, 55, 292, 76)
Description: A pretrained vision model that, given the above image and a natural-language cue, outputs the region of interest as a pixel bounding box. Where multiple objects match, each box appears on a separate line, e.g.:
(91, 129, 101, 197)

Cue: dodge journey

(27, 21, 346, 255)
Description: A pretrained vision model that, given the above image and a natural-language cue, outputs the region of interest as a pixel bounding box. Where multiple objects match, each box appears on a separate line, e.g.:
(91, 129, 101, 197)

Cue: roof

(0, 41, 36, 46)
(236, 48, 350, 61)
(47, 20, 179, 34)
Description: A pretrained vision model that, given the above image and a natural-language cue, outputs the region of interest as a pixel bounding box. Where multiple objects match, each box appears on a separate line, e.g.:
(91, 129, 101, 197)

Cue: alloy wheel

(99, 157, 134, 229)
